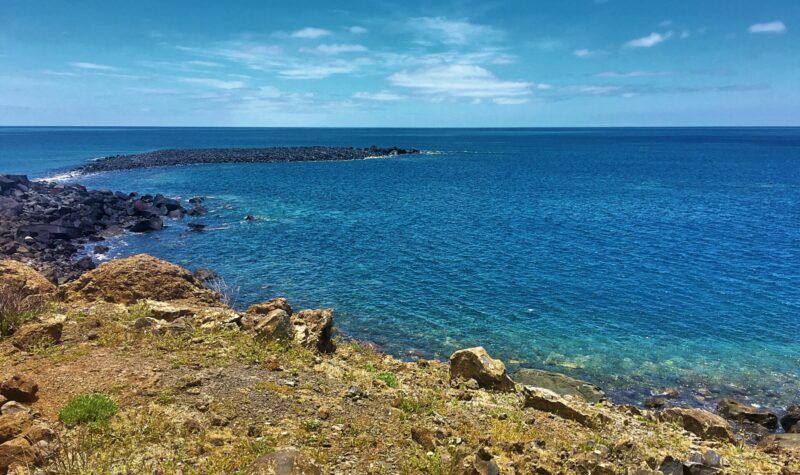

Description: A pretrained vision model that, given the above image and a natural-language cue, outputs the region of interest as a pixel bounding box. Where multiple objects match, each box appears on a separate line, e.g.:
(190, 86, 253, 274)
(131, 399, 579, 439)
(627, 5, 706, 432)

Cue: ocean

(2, 126, 799, 408)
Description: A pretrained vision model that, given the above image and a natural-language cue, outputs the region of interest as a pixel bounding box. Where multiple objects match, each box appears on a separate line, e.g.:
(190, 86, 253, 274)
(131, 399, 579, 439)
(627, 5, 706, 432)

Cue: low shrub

(59, 394, 118, 427)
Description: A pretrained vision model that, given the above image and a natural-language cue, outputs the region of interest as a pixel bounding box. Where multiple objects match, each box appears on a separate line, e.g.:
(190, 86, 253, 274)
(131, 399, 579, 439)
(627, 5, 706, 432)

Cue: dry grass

(0, 284, 48, 337)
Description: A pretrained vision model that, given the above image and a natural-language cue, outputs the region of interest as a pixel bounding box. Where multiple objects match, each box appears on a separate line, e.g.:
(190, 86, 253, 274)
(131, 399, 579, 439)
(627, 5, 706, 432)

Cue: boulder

(716, 398, 778, 431)
(0, 260, 55, 297)
(0, 375, 38, 403)
(522, 386, 593, 427)
(61, 254, 220, 305)
(0, 402, 28, 416)
(253, 309, 293, 341)
(291, 308, 335, 353)
(246, 297, 293, 317)
(128, 217, 164, 232)
(758, 433, 800, 455)
(449, 347, 514, 392)
(780, 405, 800, 433)
(247, 447, 321, 474)
(192, 268, 218, 283)
(143, 300, 195, 322)
(11, 321, 62, 352)
(513, 368, 605, 403)
(0, 412, 31, 444)
(659, 408, 734, 442)
(0, 437, 35, 473)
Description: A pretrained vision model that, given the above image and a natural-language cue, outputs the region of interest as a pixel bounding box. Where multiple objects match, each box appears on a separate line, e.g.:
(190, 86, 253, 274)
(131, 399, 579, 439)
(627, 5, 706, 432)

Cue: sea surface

(2, 127, 799, 408)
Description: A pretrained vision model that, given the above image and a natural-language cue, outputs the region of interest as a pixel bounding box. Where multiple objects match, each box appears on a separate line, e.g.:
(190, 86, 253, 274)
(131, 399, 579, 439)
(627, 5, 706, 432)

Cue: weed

(59, 394, 118, 427)
(377, 371, 399, 388)
(302, 419, 322, 432)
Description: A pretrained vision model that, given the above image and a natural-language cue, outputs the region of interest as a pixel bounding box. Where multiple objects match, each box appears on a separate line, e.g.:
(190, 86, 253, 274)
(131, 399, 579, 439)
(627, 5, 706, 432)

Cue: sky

(0, 0, 798, 126)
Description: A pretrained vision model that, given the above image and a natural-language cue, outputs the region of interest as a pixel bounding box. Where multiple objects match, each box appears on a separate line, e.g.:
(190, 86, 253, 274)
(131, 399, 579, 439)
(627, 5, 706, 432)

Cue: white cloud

(179, 77, 245, 89)
(312, 44, 368, 54)
(412, 17, 500, 45)
(623, 31, 673, 48)
(291, 27, 332, 39)
(573, 49, 602, 58)
(279, 64, 357, 79)
(352, 91, 404, 101)
(69, 62, 118, 71)
(388, 64, 533, 102)
(595, 70, 671, 78)
(347, 26, 368, 34)
(748, 21, 787, 34)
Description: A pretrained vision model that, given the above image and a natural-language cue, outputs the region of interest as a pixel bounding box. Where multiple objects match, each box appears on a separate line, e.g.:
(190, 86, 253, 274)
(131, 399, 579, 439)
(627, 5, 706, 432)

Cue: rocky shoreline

(71, 146, 420, 174)
(0, 174, 189, 283)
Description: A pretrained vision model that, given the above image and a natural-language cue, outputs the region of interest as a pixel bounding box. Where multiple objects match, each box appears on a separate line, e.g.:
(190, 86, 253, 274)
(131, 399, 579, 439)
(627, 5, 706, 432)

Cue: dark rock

(717, 398, 778, 431)
(128, 217, 164, 232)
(0, 375, 38, 403)
(187, 222, 206, 232)
(75, 256, 96, 271)
(244, 214, 256, 221)
(780, 405, 800, 433)
(93, 245, 109, 254)
(472, 447, 500, 475)
(659, 408, 734, 442)
(188, 205, 207, 217)
(193, 268, 218, 282)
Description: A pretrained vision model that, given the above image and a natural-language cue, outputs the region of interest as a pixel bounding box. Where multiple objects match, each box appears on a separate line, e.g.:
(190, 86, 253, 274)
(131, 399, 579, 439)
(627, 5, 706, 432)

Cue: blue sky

(1, 0, 797, 126)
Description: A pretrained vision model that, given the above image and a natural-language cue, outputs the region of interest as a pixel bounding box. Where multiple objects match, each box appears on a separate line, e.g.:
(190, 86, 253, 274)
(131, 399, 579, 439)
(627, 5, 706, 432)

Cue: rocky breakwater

(0, 174, 187, 282)
(73, 146, 421, 174)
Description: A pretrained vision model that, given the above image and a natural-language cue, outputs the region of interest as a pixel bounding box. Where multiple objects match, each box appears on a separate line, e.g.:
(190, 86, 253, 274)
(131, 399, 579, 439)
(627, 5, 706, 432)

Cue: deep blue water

(2, 127, 800, 407)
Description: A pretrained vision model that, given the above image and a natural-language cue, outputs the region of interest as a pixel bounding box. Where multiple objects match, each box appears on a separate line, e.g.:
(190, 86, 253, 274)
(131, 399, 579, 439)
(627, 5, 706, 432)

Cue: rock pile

(0, 374, 55, 474)
(0, 175, 186, 282)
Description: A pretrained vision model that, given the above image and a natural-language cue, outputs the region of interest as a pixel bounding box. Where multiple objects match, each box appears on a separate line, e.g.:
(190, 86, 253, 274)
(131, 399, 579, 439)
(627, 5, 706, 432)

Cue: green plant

(59, 394, 118, 427)
(301, 418, 321, 432)
(376, 371, 399, 388)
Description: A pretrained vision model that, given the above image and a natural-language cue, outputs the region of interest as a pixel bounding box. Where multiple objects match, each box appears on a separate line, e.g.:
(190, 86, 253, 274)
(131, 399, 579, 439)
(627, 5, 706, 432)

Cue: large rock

(780, 405, 800, 433)
(659, 408, 734, 442)
(10, 321, 62, 352)
(716, 398, 778, 431)
(0, 437, 35, 473)
(246, 297, 293, 317)
(142, 300, 195, 322)
(0, 375, 38, 403)
(61, 254, 220, 305)
(522, 386, 593, 427)
(0, 260, 55, 297)
(291, 308, 335, 353)
(253, 309, 293, 341)
(513, 368, 605, 403)
(0, 413, 31, 444)
(449, 347, 515, 392)
(758, 433, 800, 455)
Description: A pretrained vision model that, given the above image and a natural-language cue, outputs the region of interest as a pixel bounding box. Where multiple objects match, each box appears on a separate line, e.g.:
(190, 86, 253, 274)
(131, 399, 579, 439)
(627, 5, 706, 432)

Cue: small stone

(345, 386, 365, 400)
(1, 402, 29, 416)
(411, 426, 437, 451)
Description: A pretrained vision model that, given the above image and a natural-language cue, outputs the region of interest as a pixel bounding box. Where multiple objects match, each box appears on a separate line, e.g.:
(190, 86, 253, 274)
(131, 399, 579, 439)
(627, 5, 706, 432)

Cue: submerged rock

(513, 368, 604, 403)
(449, 347, 515, 392)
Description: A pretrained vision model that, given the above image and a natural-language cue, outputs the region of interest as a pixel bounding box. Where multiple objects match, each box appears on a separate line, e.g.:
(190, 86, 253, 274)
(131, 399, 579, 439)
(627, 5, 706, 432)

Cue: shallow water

(2, 127, 799, 407)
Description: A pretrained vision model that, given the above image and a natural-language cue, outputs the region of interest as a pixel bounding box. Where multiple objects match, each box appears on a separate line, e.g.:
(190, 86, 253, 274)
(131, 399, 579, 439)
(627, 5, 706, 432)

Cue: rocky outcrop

(781, 405, 800, 433)
(522, 386, 593, 427)
(717, 398, 778, 431)
(61, 254, 219, 306)
(659, 408, 734, 442)
(513, 368, 605, 403)
(291, 308, 335, 353)
(74, 147, 421, 175)
(10, 321, 62, 352)
(449, 347, 515, 392)
(0, 260, 55, 297)
(0, 376, 38, 403)
(253, 309, 293, 341)
(0, 175, 186, 282)
(246, 298, 293, 317)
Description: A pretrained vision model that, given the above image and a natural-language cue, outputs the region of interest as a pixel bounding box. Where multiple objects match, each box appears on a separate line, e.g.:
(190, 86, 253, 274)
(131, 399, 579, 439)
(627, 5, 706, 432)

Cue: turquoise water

(2, 127, 800, 407)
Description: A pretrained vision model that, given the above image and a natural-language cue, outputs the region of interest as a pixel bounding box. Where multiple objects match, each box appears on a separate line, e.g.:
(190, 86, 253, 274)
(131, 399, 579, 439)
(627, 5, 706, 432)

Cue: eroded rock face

(449, 347, 515, 392)
(10, 321, 62, 352)
(0, 260, 55, 297)
(781, 405, 800, 433)
(291, 308, 335, 353)
(0, 375, 38, 403)
(659, 408, 734, 442)
(61, 254, 220, 305)
(0, 437, 35, 473)
(522, 386, 593, 427)
(253, 309, 293, 342)
(513, 368, 605, 403)
(716, 398, 778, 431)
(0, 412, 31, 444)
(246, 297, 293, 317)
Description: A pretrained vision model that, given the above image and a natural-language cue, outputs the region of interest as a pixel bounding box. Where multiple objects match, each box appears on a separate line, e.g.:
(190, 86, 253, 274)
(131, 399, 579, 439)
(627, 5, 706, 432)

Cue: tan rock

(0, 260, 55, 297)
(449, 347, 514, 392)
(246, 297, 293, 316)
(758, 433, 800, 455)
(0, 412, 31, 444)
(253, 309, 293, 341)
(0, 437, 34, 473)
(522, 386, 593, 427)
(291, 308, 335, 353)
(716, 398, 778, 431)
(513, 368, 605, 403)
(659, 408, 734, 442)
(10, 322, 62, 352)
(142, 299, 195, 321)
(411, 426, 437, 451)
(248, 446, 321, 474)
(60, 254, 220, 306)
(0, 375, 38, 403)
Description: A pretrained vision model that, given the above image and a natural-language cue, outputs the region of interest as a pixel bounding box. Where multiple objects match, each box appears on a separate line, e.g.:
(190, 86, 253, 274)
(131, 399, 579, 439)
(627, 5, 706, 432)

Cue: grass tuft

(59, 394, 119, 427)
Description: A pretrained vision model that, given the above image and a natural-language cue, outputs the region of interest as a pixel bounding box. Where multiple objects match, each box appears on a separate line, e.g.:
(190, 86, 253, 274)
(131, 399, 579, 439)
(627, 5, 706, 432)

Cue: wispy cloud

(595, 70, 672, 78)
(311, 44, 368, 55)
(573, 49, 603, 58)
(352, 91, 404, 101)
(388, 64, 533, 104)
(69, 62, 118, 71)
(748, 21, 787, 34)
(178, 77, 245, 89)
(291, 27, 332, 39)
(347, 26, 368, 34)
(279, 63, 360, 79)
(623, 31, 673, 48)
(411, 17, 500, 45)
